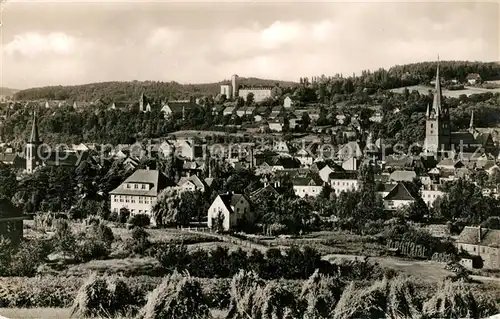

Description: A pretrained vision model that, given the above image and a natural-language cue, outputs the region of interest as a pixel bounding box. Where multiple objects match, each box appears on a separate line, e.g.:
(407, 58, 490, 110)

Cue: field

(390, 85, 500, 98)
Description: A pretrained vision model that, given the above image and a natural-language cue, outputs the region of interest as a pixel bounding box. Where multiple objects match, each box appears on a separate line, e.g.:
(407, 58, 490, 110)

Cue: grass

(0, 308, 229, 319)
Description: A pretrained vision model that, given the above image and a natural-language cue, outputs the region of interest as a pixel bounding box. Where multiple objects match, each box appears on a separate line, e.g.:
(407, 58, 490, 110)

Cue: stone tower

(26, 111, 41, 174)
(231, 74, 239, 98)
(424, 60, 451, 154)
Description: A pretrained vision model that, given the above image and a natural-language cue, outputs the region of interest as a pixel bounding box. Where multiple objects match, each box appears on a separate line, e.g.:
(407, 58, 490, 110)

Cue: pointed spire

(469, 110, 475, 130)
(29, 110, 40, 144)
(432, 57, 442, 116)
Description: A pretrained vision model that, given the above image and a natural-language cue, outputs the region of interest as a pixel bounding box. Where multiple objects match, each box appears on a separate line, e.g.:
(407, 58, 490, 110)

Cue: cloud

(4, 32, 78, 57)
(1, 1, 498, 89)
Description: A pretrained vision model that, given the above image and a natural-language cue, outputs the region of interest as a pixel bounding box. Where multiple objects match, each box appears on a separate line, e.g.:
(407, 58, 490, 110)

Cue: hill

(0, 87, 18, 97)
(12, 77, 298, 102)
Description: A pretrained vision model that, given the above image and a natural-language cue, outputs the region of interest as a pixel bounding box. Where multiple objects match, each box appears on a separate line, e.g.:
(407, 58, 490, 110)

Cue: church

(422, 62, 496, 158)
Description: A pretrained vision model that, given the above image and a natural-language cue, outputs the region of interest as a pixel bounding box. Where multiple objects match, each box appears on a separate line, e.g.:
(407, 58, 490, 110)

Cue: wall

(239, 89, 272, 103)
(293, 185, 322, 198)
(330, 179, 359, 195)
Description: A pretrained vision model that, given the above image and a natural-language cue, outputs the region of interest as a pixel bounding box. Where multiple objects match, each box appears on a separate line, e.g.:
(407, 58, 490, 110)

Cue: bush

(8, 238, 53, 276)
(300, 270, 343, 318)
(125, 227, 152, 256)
(128, 214, 151, 228)
(138, 271, 210, 319)
(74, 239, 110, 263)
(70, 273, 135, 318)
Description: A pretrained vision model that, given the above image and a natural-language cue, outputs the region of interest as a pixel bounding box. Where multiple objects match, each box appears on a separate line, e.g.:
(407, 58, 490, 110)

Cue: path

(181, 227, 270, 252)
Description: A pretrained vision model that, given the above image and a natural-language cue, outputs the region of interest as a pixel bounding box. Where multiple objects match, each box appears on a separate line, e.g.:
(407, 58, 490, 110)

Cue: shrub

(300, 269, 343, 319)
(333, 279, 389, 319)
(386, 276, 422, 319)
(119, 208, 131, 224)
(422, 279, 499, 318)
(74, 239, 110, 263)
(125, 227, 152, 256)
(128, 214, 151, 228)
(70, 273, 135, 318)
(226, 270, 266, 319)
(8, 238, 52, 276)
(138, 271, 210, 319)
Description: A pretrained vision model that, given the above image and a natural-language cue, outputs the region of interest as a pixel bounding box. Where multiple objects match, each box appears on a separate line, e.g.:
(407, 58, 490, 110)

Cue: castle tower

(231, 74, 239, 98)
(424, 58, 451, 154)
(26, 111, 41, 174)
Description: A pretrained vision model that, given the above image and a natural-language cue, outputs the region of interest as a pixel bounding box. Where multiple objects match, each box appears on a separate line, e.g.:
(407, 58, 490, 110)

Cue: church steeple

(432, 58, 442, 116)
(29, 111, 40, 144)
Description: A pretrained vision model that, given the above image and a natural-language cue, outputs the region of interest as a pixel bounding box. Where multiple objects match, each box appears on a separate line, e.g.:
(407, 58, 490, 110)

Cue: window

(430, 123, 433, 128)
(141, 184, 146, 189)
(126, 184, 130, 189)
(134, 184, 138, 189)
(473, 247, 476, 252)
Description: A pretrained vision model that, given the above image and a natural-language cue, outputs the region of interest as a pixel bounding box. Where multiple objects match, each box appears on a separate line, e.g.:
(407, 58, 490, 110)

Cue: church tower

(424, 59, 451, 154)
(26, 111, 41, 174)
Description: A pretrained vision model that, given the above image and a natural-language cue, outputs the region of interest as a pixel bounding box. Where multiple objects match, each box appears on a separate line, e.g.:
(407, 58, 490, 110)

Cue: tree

(0, 166, 17, 199)
(246, 93, 255, 106)
(53, 220, 77, 259)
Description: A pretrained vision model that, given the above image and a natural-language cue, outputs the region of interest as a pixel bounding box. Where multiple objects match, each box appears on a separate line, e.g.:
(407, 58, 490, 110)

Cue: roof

(109, 169, 170, 196)
(218, 193, 247, 214)
(466, 73, 482, 80)
(384, 182, 416, 201)
(292, 173, 323, 186)
(0, 153, 17, 163)
(178, 175, 206, 190)
(0, 198, 23, 219)
(164, 101, 198, 113)
(389, 170, 417, 182)
(450, 132, 478, 146)
(29, 111, 40, 144)
(249, 184, 279, 200)
(456, 226, 499, 247)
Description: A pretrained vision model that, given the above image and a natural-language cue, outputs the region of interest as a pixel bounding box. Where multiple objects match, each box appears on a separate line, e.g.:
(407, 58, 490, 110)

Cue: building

(283, 96, 298, 108)
(177, 175, 207, 193)
(0, 198, 24, 247)
(423, 62, 451, 154)
(26, 111, 41, 174)
(466, 73, 482, 85)
(220, 84, 232, 100)
(456, 226, 500, 269)
(329, 172, 359, 195)
(109, 169, 171, 224)
(383, 182, 417, 210)
(239, 88, 273, 103)
(292, 175, 324, 198)
(207, 192, 252, 231)
(268, 120, 283, 132)
(161, 100, 198, 119)
(420, 184, 444, 207)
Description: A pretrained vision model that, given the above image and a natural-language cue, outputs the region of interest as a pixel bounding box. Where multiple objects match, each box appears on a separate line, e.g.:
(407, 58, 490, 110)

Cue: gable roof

(218, 193, 248, 214)
(249, 184, 279, 200)
(384, 182, 416, 201)
(110, 169, 171, 196)
(178, 175, 206, 190)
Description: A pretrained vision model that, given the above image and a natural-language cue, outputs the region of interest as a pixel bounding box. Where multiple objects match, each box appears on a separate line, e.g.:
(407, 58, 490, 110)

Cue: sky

(1, 0, 499, 89)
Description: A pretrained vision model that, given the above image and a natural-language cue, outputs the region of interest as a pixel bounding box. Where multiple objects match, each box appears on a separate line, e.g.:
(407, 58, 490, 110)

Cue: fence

(387, 240, 430, 259)
(180, 226, 273, 251)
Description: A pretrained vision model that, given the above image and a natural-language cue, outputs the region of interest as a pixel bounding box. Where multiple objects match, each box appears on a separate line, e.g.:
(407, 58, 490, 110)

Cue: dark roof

(29, 112, 40, 144)
(450, 132, 478, 146)
(219, 193, 247, 214)
(0, 153, 17, 163)
(456, 226, 492, 246)
(110, 169, 172, 196)
(249, 184, 279, 200)
(384, 182, 416, 201)
(165, 101, 198, 113)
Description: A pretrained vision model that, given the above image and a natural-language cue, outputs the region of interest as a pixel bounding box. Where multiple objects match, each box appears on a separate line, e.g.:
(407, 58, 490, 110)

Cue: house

(383, 182, 417, 210)
(249, 184, 279, 202)
(456, 226, 500, 269)
(292, 175, 324, 198)
(436, 158, 463, 171)
(223, 107, 236, 117)
(268, 106, 284, 120)
(207, 192, 252, 231)
(268, 120, 283, 132)
(177, 175, 207, 193)
(329, 172, 360, 195)
(283, 96, 298, 108)
(337, 141, 363, 161)
(295, 149, 314, 167)
(161, 100, 198, 119)
(0, 198, 24, 247)
(109, 169, 171, 224)
(319, 164, 335, 183)
(175, 139, 202, 160)
(420, 184, 444, 207)
(342, 156, 361, 171)
(466, 73, 482, 85)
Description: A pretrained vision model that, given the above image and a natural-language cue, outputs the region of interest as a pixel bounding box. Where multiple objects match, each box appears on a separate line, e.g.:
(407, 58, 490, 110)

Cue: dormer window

(141, 184, 146, 189)
(126, 184, 131, 189)
(134, 184, 138, 189)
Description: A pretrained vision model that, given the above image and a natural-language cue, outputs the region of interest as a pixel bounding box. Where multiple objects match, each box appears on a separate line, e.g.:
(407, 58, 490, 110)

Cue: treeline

(13, 78, 297, 102)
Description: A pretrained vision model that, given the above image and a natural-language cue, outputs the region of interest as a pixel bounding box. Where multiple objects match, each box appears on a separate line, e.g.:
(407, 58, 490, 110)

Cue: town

(0, 57, 500, 318)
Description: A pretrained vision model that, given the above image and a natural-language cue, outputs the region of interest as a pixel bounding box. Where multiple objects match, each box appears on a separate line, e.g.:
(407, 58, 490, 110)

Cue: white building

(239, 88, 273, 103)
(283, 96, 298, 108)
(292, 176, 323, 198)
(207, 193, 252, 231)
(421, 184, 444, 208)
(109, 169, 170, 224)
(177, 175, 207, 193)
(383, 182, 416, 210)
(220, 84, 232, 99)
(329, 176, 360, 195)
